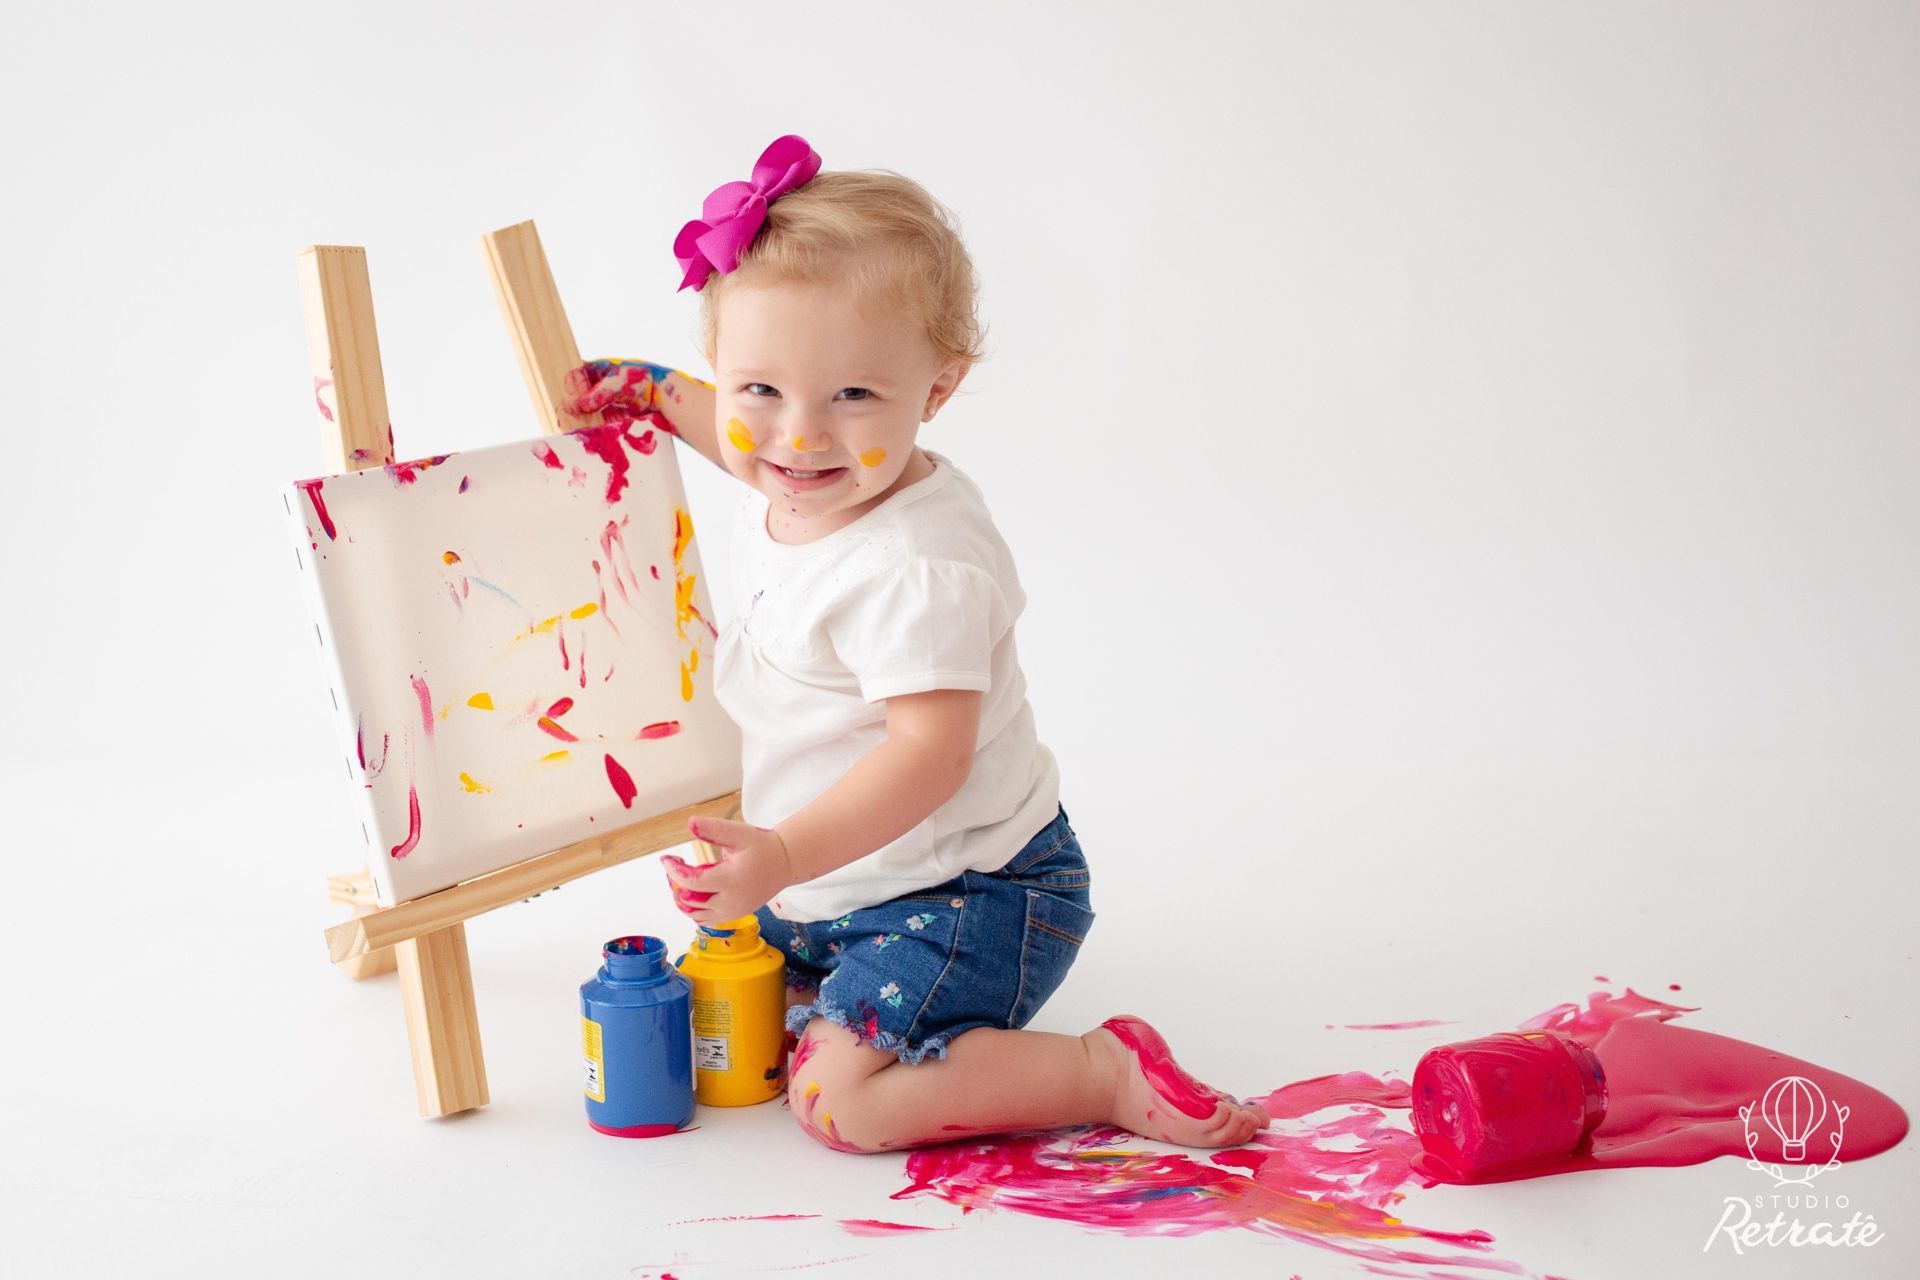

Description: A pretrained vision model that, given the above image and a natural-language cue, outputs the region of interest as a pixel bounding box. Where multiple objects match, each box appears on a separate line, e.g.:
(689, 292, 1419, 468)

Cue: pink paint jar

(1411, 1029, 1608, 1179)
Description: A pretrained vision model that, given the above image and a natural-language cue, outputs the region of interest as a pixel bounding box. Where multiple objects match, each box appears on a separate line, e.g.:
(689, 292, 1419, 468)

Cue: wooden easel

(296, 223, 738, 1118)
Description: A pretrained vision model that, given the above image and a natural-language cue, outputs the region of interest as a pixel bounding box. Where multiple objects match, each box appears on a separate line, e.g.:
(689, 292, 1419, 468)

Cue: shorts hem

(786, 993, 957, 1067)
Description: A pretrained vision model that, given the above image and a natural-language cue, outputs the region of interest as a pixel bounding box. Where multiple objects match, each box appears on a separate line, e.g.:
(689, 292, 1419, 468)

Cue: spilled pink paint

(890, 989, 1910, 1277)
(836, 1219, 951, 1237)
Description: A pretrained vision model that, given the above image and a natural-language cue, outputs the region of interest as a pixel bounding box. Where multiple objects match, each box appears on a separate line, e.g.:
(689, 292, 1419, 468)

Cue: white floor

(6, 756, 1914, 1280)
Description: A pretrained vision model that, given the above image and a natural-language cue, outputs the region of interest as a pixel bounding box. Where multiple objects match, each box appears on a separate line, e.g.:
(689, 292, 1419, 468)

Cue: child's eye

(744, 383, 778, 397)
(835, 388, 871, 401)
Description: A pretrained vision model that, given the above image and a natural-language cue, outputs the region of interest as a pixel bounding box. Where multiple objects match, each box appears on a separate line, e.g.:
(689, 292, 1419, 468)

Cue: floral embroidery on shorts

(792, 940, 812, 959)
(827, 941, 842, 955)
(871, 932, 903, 949)
(828, 914, 854, 930)
(904, 913, 937, 930)
(879, 981, 904, 1008)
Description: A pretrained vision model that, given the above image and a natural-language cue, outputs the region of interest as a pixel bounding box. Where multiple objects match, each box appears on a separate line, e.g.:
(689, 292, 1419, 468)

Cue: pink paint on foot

(1097, 1015, 1221, 1119)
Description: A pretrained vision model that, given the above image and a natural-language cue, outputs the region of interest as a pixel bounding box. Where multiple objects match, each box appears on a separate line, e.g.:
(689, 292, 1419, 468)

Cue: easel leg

(396, 923, 490, 1117)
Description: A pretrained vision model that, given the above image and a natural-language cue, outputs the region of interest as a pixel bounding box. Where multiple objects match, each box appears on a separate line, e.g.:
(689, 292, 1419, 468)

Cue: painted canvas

(280, 423, 741, 905)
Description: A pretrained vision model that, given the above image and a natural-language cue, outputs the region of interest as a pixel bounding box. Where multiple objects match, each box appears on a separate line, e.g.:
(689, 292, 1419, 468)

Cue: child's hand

(662, 814, 796, 924)
(563, 358, 678, 434)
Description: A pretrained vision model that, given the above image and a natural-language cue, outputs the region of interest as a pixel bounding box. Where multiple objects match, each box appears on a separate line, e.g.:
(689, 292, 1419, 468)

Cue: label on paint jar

(582, 1016, 606, 1101)
(695, 1036, 730, 1071)
(692, 997, 733, 1073)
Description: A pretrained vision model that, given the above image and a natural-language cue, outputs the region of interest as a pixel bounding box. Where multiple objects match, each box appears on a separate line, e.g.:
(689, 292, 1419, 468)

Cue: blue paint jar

(580, 934, 695, 1137)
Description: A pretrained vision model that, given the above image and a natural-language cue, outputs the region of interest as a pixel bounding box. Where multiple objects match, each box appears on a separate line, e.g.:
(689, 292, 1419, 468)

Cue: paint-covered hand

(662, 814, 796, 925)
(563, 358, 677, 432)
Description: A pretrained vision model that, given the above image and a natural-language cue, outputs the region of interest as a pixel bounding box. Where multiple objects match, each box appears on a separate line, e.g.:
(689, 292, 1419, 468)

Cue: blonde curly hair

(698, 169, 987, 373)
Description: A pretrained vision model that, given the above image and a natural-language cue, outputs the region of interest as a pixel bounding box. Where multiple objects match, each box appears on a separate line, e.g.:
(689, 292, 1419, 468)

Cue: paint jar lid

(601, 934, 671, 984)
(692, 915, 766, 958)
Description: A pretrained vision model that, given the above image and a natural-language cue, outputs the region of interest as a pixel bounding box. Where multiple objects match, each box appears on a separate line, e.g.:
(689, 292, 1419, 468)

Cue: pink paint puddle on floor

(890, 988, 1909, 1278)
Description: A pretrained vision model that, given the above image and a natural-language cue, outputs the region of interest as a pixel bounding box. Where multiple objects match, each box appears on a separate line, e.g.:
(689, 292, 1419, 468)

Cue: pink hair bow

(673, 134, 822, 292)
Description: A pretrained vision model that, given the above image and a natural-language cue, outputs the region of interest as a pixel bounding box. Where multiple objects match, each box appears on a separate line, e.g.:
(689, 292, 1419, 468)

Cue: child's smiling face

(713, 274, 966, 540)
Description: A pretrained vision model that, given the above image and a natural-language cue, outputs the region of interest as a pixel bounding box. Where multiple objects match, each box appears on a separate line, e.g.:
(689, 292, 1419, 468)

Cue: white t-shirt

(712, 449, 1062, 923)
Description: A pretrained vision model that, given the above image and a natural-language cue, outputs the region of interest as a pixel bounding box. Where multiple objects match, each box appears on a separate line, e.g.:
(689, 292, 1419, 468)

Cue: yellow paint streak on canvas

(468, 692, 494, 710)
(570, 602, 598, 620)
(443, 550, 462, 564)
(458, 772, 493, 793)
(541, 750, 572, 763)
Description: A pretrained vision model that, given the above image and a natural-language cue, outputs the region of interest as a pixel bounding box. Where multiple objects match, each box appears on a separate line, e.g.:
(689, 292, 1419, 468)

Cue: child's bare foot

(1083, 1015, 1271, 1148)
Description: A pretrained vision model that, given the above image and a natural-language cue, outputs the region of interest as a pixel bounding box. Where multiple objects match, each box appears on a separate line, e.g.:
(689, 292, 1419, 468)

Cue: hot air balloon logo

(1740, 1074, 1849, 1186)
(1760, 1076, 1825, 1160)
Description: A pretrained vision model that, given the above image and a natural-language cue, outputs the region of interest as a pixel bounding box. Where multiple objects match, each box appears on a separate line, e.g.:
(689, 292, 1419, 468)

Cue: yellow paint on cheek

(726, 418, 756, 451)
(467, 692, 494, 710)
(858, 447, 887, 468)
(458, 772, 492, 793)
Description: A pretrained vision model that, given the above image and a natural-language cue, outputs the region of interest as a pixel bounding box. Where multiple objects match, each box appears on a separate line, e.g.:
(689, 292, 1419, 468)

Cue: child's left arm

(662, 689, 982, 924)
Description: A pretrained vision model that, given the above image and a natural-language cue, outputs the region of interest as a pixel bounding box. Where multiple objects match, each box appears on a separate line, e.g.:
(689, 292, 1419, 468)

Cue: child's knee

(785, 1021, 895, 1154)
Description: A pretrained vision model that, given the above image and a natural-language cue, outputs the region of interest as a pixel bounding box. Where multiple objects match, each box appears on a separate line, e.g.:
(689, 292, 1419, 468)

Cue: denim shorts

(754, 802, 1095, 1066)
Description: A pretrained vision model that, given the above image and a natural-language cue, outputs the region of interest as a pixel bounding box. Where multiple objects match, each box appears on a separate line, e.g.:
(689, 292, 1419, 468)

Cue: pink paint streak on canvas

(355, 719, 388, 779)
(605, 754, 637, 808)
(296, 479, 337, 541)
(386, 453, 451, 486)
(410, 674, 434, 738)
(569, 422, 659, 503)
(636, 720, 681, 740)
(388, 784, 421, 859)
(1344, 1020, 1457, 1031)
(532, 441, 564, 470)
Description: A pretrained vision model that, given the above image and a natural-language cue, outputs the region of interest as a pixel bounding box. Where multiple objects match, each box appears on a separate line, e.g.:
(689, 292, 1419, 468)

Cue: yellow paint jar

(673, 915, 788, 1106)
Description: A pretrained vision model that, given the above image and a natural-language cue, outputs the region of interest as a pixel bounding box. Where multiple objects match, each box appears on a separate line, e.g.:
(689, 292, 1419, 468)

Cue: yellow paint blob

(726, 418, 756, 451)
(468, 692, 494, 710)
(458, 772, 493, 794)
(804, 1082, 821, 1099)
(859, 447, 887, 468)
(569, 602, 598, 620)
(540, 750, 572, 763)
(443, 551, 462, 564)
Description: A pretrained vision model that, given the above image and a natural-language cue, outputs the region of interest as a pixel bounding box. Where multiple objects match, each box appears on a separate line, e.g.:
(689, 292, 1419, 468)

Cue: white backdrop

(2, 3, 1914, 1277)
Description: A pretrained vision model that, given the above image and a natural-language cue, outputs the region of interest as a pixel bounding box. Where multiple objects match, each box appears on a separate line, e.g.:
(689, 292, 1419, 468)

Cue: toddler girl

(569, 135, 1270, 1154)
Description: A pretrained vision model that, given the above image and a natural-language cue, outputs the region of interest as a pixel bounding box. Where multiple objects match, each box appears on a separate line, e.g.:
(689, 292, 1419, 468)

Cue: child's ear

(922, 360, 969, 421)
